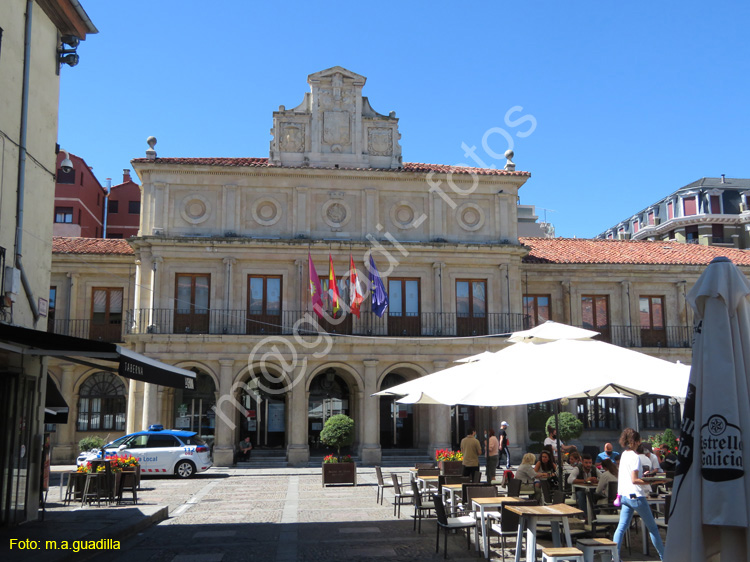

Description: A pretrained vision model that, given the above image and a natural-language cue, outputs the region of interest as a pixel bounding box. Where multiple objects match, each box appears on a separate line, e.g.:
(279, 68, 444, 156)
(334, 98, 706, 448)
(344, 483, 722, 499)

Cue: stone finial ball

(147, 136, 157, 148)
(505, 149, 514, 159)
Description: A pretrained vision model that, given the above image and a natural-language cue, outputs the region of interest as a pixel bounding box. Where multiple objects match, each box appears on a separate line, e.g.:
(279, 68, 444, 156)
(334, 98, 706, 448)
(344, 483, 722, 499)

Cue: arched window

(77, 372, 126, 431)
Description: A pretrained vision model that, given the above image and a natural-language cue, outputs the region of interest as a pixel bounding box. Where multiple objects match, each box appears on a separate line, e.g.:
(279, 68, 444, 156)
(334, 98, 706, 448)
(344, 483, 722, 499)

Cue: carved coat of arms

(323, 111, 350, 146)
(368, 128, 393, 156)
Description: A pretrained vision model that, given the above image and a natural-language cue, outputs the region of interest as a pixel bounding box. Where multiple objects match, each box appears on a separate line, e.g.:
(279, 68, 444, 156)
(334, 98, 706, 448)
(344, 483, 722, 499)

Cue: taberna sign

(117, 348, 196, 390)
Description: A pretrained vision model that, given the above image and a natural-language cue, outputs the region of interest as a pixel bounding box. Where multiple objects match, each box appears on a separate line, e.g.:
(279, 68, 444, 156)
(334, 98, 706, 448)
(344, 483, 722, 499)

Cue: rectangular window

(54, 207, 73, 223)
(523, 294, 551, 328)
(639, 296, 666, 347)
(47, 286, 57, 333)
(577, 398, 620, 430)
(247, 275, 282, 335)
(56, 168, 75, 184)
(317, 272, 352, 334)
(108, 200, 119, 213)
(456, 279, 487, 336)
(638, 396, 681, 429)
(647, 211, 655, 226)
(710, 195, 721, 214)
(712, 224, 724, 243)
(581, 295, 610, 342)
(174, 274, 210, 333)
(683, 197, 697, 216)
(388, 278, 421, 336)
(667, 201, 674, 219)
(90, 288, 123, 342)
(128, 201, 141, 214)
(633, 221, 639, 233)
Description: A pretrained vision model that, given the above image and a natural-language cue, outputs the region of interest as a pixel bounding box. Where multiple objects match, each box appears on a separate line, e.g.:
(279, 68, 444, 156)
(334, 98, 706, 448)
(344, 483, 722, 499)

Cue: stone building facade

(47, 67, 750, 468)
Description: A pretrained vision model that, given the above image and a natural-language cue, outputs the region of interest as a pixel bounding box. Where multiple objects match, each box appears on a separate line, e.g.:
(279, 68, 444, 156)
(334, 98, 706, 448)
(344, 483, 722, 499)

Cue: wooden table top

(443, 483, 464, 490)
(643, 476, 673, 483)
(505, 503, 583, 517)
(472, 496, 524, 506)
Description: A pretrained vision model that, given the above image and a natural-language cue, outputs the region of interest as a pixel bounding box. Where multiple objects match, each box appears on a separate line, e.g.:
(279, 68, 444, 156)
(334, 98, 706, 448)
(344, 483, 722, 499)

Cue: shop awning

(44, 376, 69, 424)
(0, 323, 195, 390)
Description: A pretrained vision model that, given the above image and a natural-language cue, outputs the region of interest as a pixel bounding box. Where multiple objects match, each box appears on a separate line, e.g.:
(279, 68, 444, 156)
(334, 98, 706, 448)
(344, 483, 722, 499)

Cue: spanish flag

(329, 254, 341, 317)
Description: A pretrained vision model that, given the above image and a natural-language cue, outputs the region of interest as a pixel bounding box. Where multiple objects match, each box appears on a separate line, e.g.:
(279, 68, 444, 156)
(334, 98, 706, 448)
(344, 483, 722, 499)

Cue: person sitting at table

(659, 444, 677, 471)
(595, 458, 618, 503)
(515, 452, 542, 499)
(238, 437, 253, 461)
(596, 442, 621, 465)
(568, 453, 601, 515)
(636, 443, 654, 474)
(544, 425, 575, 455)
(642, 442, 663, 473)
(534, 450, 559, 489)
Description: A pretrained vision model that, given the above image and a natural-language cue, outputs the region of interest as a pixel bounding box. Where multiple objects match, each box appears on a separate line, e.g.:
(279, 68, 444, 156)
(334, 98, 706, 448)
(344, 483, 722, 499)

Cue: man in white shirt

(544, 425, 575, 454)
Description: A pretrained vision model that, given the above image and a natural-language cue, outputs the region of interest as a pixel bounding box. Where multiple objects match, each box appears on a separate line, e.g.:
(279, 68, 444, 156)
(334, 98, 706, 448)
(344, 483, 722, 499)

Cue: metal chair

(488, 499, 538, 560)
(392, 473, 414, 518)
(432, 494, 475, 559)
(375, 466, 394, 505)
(410, 480, 435, 533)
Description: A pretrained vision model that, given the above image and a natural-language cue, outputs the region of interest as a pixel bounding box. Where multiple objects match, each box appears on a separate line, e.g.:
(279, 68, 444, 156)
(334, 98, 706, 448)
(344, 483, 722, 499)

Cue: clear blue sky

(59, 1, 750, 238)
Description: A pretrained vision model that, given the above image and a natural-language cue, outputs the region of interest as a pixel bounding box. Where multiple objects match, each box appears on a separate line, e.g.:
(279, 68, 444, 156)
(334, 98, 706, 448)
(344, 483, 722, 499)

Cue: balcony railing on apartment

(125, 309, 531, 338)
(48, 318, 124, 343)
(580, 325, 692, 349)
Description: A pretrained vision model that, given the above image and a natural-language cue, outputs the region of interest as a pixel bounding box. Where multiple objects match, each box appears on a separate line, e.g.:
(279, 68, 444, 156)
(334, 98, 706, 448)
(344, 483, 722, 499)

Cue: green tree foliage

(320, 414, 355, 456)
(79, 435, 105, 452)
(545, 412, 583, 442)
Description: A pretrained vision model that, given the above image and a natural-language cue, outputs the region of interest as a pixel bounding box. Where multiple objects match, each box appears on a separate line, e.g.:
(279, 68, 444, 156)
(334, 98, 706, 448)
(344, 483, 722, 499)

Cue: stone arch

(376, 361, 428, 389)
(306, 362, 364, 393)
(73, 367, 128, 395)
(174, 361, 219, 390)
(377, 363, 429, 450)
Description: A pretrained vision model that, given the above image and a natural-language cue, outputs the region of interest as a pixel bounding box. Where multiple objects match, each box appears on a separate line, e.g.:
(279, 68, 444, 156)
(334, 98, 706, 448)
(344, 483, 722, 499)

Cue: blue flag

(369, 255, 389, 317)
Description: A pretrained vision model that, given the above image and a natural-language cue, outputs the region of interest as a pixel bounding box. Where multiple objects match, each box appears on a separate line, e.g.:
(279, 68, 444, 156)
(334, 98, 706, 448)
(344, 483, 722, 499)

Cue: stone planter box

(439, 460, 464, 476)
(322, 462, 357, 486)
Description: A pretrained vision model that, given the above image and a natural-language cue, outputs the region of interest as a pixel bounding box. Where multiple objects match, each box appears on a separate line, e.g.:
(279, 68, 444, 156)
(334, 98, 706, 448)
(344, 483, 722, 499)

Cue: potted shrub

(320, 414, 356, 486)
(435, 449, 463, 475)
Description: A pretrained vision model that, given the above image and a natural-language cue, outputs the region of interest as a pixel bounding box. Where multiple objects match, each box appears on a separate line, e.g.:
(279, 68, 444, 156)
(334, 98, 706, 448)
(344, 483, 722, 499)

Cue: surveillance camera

(60, 151, 73, 174)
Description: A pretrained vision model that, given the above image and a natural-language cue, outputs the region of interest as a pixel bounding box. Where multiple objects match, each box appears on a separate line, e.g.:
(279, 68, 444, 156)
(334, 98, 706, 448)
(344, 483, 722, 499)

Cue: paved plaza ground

(2, 466, 666, 562)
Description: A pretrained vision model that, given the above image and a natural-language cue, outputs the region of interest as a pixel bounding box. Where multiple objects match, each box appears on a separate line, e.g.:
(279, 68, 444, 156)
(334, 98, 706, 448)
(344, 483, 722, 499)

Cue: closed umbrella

(665, 257, 750, 562)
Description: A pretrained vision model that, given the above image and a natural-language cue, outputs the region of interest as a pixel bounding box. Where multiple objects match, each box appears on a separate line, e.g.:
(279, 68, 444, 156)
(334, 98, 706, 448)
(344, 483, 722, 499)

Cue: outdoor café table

(507, 503, 583, 562)
(472, 496, 525, 558)
(441, 483, 464, 516)
(417, 475, 440, 493)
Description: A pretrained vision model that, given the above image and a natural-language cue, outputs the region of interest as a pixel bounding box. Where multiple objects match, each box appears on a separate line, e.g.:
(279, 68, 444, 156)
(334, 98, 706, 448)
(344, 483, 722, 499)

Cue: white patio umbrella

(375, 329, 689, 406)
(665, 257, 750, 562)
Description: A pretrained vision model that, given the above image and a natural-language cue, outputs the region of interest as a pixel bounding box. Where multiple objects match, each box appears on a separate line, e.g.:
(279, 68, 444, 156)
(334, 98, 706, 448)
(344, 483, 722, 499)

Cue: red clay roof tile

(52, 237, 134, 255)
(520, 237, 750, 266)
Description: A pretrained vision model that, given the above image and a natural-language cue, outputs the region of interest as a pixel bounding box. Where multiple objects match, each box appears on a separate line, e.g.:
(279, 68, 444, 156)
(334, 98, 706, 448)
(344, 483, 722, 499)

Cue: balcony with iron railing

(579, 325, 692, 349)
(48, 318, 124, 343)
(124, 308, 531, 338)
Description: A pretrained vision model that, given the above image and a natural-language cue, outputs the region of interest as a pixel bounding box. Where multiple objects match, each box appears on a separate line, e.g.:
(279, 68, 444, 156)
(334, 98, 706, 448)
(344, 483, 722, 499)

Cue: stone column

(675, 280, 689, 327)
(294, 259, 305, 311)
(213, 358, 236, 467)
(620, 280, 632, 327)
(57, 364, 77, 462)
(126, 380, 139, 433)
(360, 359, 381, 464)
(151, 256, 163, 309)
(287, 364, 310, 466)
(429, 360, 452, 455)
(66, 273, 79, 327)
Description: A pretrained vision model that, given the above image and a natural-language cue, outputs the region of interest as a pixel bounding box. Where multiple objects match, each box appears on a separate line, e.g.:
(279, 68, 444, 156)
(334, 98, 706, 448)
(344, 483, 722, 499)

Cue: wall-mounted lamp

(58, 35, 80, 69)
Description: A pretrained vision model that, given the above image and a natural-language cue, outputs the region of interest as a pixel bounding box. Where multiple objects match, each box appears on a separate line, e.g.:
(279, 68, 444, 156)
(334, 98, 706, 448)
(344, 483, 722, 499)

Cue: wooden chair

(488, 499, 538, 560)
(432, 494, 475, 559)
(375, 466, 395, 505)
(392, 473, 414, 518)
(410, 480, 435, 533)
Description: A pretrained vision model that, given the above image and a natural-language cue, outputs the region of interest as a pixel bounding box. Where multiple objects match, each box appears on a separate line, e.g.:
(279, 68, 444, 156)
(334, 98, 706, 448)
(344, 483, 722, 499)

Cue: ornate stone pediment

(270, 66, 402, 169)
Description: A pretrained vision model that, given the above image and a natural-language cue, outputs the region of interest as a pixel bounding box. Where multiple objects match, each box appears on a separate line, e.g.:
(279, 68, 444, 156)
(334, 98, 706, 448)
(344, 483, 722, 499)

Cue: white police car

(77, 425, 212, 478)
